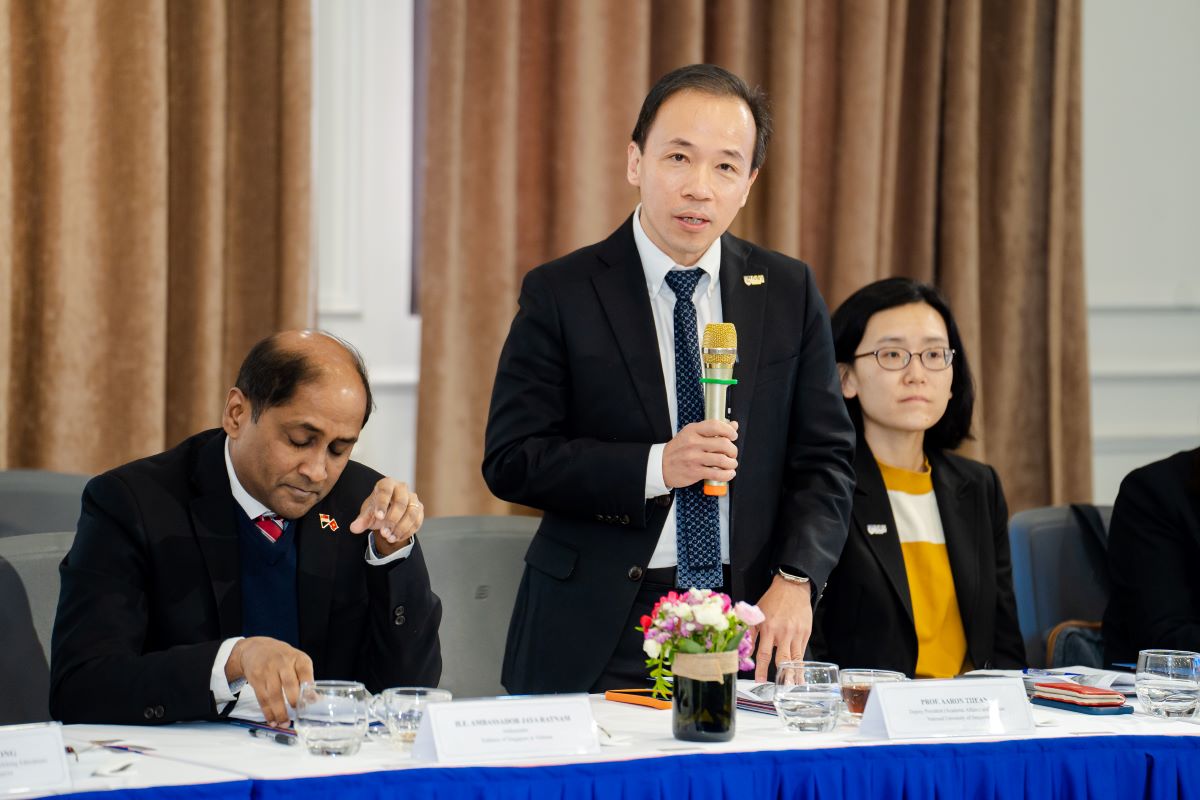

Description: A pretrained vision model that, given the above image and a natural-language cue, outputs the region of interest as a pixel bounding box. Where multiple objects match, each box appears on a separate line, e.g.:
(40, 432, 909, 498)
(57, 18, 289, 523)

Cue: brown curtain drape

(416, 0, 1089, 516)
(0, 0, 311, 474)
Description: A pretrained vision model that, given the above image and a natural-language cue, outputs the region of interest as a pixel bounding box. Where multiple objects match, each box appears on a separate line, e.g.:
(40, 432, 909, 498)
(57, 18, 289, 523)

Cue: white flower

(643, 638, 662, 659)
(693, 601, 729, 630)
(670, 602, 693, 621)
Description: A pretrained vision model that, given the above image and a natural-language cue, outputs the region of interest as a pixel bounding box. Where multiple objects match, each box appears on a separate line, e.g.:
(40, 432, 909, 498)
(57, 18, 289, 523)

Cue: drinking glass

(839, 668, 907, 722)
(1136, 649, 1200, 718)
(370, 687, 453, 749)
(773, 661, 841, 732)
(295, 680, 369, 755)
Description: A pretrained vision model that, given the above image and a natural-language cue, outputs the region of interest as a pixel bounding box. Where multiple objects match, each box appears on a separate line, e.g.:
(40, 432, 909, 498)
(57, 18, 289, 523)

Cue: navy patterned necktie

(663, 269, 723, 590)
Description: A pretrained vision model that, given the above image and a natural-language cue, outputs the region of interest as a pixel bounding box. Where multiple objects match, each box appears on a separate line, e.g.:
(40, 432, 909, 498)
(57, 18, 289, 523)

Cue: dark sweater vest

(236, 511, 300, 647)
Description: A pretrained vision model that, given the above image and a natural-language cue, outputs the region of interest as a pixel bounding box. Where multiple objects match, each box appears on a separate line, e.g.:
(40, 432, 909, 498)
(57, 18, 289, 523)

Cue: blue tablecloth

(59, 734, 1200, 800)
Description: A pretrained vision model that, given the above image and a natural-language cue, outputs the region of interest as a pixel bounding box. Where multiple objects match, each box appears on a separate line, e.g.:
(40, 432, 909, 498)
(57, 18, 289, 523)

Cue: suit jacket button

(155, 705, 165, 718)
(655, 494, 672, 508)
(394, 606, 406, 626)
(627, 566, 644, 581)
(620, 514, 630, 525)
(595, 514, 603, 522)
(143, 706, 155, 720)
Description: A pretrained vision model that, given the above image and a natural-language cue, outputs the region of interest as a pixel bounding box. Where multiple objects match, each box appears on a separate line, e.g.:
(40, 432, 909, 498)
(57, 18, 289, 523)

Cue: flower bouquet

(638, 589, 764, 742)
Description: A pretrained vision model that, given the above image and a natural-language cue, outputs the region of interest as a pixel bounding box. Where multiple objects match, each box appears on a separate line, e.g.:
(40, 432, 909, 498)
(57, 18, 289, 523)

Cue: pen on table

(246, 726, 298, 746)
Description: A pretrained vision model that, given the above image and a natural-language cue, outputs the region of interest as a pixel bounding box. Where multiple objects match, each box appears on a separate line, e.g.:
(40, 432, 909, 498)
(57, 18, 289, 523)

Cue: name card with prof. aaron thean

(412, 694, 600, 763)
(860, 677, 1034, 740)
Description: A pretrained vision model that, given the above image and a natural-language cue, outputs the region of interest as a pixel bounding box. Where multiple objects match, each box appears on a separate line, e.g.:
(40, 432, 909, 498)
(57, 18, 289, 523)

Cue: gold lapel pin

(743, 274, 765, 286)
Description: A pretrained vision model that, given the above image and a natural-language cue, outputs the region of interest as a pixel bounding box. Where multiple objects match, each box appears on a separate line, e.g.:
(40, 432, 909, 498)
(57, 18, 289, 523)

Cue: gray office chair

(0, 530, 75, 722)
(0, 469, 89, 536)
(1008, 504, 1111, 668)
(419, 515, 539, 698)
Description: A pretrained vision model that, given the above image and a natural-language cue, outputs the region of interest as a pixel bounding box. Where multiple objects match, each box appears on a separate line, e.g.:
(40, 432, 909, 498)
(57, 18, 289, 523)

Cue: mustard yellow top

(877, 459, 968, 678)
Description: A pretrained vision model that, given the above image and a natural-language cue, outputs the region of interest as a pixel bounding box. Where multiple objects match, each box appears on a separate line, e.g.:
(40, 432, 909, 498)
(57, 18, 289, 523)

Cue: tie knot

(663, 268, 704, 299)
(254, 514, 284, 543)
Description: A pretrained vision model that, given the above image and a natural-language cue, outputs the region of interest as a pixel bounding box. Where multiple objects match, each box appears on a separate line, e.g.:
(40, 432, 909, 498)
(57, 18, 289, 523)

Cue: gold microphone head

(701, 323, 737, 367)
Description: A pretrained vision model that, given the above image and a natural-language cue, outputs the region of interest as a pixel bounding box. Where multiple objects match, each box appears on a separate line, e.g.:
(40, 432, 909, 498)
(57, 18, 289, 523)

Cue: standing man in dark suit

(483, 64, 856, 693)
(51, 331, 441, 725)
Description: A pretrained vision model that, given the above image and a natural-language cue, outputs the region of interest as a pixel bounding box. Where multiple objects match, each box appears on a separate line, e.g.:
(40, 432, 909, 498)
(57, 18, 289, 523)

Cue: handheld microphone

(700, 323, 738, 497)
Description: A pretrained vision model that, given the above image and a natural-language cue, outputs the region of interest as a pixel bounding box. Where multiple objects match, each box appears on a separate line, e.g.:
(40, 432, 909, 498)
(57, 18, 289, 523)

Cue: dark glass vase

(672, 672, 736, 742)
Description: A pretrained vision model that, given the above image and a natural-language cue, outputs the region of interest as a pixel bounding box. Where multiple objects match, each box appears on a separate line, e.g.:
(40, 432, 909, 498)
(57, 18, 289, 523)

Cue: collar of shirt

(631, 204, 721, 299)
(224, 436, 275, 521)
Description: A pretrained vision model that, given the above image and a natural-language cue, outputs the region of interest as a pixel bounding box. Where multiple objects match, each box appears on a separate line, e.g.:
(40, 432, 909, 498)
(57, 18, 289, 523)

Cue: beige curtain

(416, 0, 1090, 515)
(0, 0, 311, 474)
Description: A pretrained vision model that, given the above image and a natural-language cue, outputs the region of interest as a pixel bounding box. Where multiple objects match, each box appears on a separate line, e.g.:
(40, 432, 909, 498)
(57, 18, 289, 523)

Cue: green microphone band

(699, 378, 738, 386)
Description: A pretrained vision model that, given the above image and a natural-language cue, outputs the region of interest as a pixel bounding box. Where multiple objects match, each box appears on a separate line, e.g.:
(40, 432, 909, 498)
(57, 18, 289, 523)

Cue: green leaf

(676, 638, 705, 654)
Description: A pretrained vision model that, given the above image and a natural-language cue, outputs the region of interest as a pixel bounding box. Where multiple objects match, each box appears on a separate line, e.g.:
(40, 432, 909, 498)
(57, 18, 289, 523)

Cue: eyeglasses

(854, 347, 955, 371)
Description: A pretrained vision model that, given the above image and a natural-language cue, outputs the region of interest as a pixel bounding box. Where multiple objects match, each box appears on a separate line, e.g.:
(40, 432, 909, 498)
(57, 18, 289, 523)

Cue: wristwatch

(774, 565, 810, 585)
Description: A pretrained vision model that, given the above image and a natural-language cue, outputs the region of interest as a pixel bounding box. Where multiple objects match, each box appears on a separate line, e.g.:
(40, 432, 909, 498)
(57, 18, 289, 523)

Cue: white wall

(311, 1, 1200, 503)
(1083, 0, 1200, 504)
(313, 0, 420, 484)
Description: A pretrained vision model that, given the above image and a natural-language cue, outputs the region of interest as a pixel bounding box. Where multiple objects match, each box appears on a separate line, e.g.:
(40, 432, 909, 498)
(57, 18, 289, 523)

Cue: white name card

(860, 677, 1034, 740)
(0, 723, 71, 796)
(412, 694, 600, 763)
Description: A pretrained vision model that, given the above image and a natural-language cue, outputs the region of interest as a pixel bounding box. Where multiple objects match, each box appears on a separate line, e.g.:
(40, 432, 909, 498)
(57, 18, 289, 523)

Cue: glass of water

(295, 680, 369, 755)
(370, 687, 453, 749)
(773, 661, 841, 732)
(1136, 649, 1200, 718)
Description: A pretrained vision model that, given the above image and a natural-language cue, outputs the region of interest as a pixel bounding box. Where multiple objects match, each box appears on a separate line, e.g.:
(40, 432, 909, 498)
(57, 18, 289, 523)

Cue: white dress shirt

(209, 437, 413, 716)
(632, 206, 731, 569)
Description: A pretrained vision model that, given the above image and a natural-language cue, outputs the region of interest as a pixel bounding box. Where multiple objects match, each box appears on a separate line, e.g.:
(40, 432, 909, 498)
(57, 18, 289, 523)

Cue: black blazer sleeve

(1104, 453, 1200, 659)
(482, 266, 656, 526)
(986, 465, 1026, 669)
(768, 264, 855, 591)
(51, 473, 222, 724)
(355, 536, 443, 691)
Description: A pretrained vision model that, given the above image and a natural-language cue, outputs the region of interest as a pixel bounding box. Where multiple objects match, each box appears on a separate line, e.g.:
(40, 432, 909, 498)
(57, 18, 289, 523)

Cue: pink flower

(734, 601, 765, 626)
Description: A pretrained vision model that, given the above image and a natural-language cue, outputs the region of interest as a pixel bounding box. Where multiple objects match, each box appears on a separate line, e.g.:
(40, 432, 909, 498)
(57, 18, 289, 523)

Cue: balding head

(234, 330, 375, 428)
(223, 331, 374, 518)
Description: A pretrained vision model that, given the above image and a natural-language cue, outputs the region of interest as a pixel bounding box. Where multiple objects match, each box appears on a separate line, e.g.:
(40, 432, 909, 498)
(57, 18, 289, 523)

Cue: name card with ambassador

(0, 723, 71, 796)
(412, 695, 600, 763)
(860, 677, 1034, 740)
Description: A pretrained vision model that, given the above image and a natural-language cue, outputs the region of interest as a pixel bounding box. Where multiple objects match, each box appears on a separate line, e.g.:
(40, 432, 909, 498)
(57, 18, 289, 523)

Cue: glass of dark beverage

(839, 669, 906, 722)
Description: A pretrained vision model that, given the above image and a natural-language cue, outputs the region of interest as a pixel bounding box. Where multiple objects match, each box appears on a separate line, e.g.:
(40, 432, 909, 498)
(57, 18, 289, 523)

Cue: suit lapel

(854, 444, 915, 624)
(296, 502, 339, 665)
(932, 452, 980, 640)
(593, 218, 673, 441)
(718, 235, 765, 429)
(190, 433, 242, 639)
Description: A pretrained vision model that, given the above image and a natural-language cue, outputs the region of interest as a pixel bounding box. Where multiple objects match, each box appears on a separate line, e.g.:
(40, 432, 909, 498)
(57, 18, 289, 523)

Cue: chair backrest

(1008, 504, 1112, 668)
(0, 470, 89, 536)
(0, 530, 76, 722)
(418, 515, 539, 698)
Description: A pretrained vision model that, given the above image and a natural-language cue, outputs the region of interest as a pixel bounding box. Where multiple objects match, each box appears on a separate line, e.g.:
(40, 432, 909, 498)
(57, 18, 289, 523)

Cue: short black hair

(631, 64, 773, 172)
(830, 278, 975, 452)
(235, 332, 375, 428)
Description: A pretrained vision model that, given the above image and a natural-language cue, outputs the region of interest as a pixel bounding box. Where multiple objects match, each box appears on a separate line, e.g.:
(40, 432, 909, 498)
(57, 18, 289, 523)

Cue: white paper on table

(225, 685, 299, 724)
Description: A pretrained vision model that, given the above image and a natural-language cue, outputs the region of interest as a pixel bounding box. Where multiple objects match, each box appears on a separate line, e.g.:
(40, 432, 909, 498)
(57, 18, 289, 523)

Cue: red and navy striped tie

(254, 514, 284, 543)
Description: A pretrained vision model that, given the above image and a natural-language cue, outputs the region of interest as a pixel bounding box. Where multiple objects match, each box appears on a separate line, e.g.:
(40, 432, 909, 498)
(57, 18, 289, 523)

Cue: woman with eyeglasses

(810, 278, 1025, 676)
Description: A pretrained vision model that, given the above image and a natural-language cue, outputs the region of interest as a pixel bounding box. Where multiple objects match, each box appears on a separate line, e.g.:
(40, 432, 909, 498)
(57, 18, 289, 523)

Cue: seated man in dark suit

(1103, 447, 1200, 666)
(51, 331, 441, 726)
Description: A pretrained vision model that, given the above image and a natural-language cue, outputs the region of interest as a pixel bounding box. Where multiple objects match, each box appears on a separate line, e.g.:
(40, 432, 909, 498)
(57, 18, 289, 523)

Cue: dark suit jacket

(811, 440, 1026, 675)
(50, 429, 441, 724)
(483, 216, 856, 694)
(1103, 447, 1200, 666)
